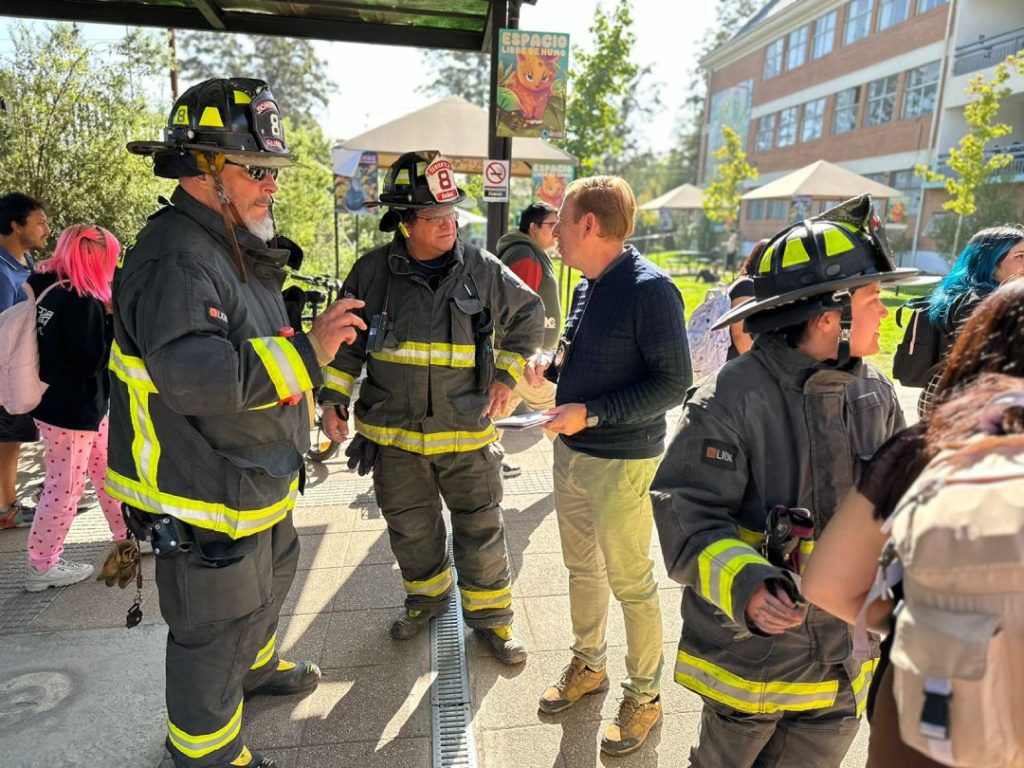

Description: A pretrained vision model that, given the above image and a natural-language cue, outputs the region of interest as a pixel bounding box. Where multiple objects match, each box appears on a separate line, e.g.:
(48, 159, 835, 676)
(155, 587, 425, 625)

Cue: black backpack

(892, 298, 945, 387)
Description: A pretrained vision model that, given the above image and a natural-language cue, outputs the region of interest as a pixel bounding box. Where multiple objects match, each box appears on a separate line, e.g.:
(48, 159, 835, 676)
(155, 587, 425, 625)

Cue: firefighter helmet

(370, 150, 467, 210)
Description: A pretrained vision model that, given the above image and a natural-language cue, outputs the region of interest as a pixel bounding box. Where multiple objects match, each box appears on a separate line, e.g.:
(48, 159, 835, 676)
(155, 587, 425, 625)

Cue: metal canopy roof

(0, 0, 507, 51)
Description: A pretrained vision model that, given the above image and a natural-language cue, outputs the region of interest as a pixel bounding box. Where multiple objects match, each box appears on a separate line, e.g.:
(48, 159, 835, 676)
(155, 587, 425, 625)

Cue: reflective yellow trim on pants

(697, 538, 772, 621)
(495, 349, 526, 383)
(404, 568, 453, 598)
(322, 365, 355, 397)
(251, 632, 277, 671)
(355, 416, 498, 455)
(371, 341, 476, 368)
(461, 585, 512, 612)
(675, 650, 839, 714)
(167, 699, 243, 759)
(109, 341, 158, 393)
(104, 468, 298, 538)
(250, 336, 313, 400)
(851, 658, 878, 716)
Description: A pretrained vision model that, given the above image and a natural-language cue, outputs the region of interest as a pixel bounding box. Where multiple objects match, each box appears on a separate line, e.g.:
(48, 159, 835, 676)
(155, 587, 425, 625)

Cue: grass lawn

(552, 255, 930, 380)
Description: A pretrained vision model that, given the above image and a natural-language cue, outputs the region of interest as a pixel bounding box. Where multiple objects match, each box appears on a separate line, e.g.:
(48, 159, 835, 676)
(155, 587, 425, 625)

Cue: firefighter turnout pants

(688, 684, 862, 768)
(373, 442, 514, 628)
(155, 515, 300, 767)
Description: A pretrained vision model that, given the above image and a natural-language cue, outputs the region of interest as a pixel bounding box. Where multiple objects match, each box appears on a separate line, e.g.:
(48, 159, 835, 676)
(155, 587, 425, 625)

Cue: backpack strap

(31, 279, 71, 305)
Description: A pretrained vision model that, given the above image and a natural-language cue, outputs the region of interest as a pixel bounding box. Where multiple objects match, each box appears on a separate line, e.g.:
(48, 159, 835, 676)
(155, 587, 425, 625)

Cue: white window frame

(865, 74, 899, 126)
(801, 98, 826, 142)
(787, 26, 809, 71)
(746, 200, 766, 220)
(878, 0, 909, 31)
(917, 0, 948, 12)
(902, 61, 940, 119)
(832, 86, 860, 134)
(756, 114, 776, 151)
(764, 38, 784, 79)
(813, 12, 837, 59)
(844, 0, 873, 45)
(777, 107, 798, 147)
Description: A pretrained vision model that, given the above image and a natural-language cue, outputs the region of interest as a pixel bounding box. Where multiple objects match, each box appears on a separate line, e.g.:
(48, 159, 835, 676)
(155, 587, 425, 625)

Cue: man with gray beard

(109, 78, 365, 768)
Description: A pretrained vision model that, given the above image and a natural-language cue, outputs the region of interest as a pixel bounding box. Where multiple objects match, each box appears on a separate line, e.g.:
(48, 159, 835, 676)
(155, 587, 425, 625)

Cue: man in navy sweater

(524, 176, 691, 756)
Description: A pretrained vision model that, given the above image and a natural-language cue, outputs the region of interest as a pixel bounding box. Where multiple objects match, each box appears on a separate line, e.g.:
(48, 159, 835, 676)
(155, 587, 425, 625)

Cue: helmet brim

(127, 140, 297, 169)
(366, 189, 469, 210)
(711, 267, 920, 331)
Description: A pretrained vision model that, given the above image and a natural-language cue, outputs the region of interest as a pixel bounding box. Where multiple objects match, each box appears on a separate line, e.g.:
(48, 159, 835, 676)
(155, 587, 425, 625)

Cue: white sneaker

(24, 558, 94, 592)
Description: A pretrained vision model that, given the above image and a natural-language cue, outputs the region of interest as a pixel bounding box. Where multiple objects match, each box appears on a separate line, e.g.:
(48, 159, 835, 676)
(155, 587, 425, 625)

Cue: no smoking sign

(483, 159, 510, 202)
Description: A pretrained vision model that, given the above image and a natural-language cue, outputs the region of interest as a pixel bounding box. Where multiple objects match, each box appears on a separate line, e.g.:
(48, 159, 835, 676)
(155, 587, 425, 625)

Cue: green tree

(417, 50, 489, 106)
(0, 23, 172, 241)
(702, 126, 758, 227)
(177, 31, 334, 125)
(915, 52, 1024, 255)
(559, 0, 640, 174)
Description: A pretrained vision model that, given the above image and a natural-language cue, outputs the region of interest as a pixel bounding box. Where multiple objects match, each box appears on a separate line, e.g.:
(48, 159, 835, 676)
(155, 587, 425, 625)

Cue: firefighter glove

(345, 434, 379, 477)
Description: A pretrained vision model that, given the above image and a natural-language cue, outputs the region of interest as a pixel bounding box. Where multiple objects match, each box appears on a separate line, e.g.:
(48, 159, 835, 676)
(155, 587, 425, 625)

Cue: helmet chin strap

(201, 152, 248, 283)
(832, 290, 853, 367)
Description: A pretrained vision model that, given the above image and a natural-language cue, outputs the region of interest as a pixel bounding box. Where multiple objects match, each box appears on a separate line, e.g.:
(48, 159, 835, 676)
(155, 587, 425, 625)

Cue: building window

(764, 38, 784, 79)
(863, 172, 889, 184)
(746, 200, 766, 220)
(865, 74, 899, 126)
(877, 0, 909, 30)
(818, 199, 841, 213)
(832, 86, 860, 134)
(756, 114, 776, 151)
(801, 98, 826, 142)
(787, 26, 809, 70)
(813, 12, 837, 59)
(890, 168, 923, 221)
(918, 0, 948, 12)
(903, 61, 941, 118)
(844, 0, 873, 45)
(777, 107, 798, 147)
(768, 200, 789, 219)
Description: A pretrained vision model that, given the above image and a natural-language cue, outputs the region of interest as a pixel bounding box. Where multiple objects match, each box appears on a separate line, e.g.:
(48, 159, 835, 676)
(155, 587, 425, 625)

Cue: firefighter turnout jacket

(107, 187, 322, 538)
(320, 236, 543, 453)
(652, 333, 904, 719)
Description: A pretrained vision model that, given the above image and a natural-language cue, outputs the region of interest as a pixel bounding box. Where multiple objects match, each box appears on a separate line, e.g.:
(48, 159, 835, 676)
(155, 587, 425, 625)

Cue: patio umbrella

(334, 96, 577, 178)
(639, 183, 705, 211)
(740, 160, 901, 200)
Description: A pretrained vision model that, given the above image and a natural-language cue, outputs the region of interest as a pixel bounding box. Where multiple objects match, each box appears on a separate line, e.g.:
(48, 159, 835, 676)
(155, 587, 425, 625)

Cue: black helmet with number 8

(127, 77, 295, 178)
(371, 150, 467, 210)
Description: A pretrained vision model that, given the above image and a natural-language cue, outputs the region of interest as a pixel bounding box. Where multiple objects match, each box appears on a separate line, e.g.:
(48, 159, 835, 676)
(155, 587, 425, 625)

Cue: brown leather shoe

(600, 695, 662, 756)
(538, 657, 609, 714)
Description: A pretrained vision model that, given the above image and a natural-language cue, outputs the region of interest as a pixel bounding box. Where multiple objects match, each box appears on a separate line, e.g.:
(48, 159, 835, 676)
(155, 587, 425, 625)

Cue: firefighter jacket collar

(386, 234, 471, 278)
(751, 333, 863, 393)
(169, 186, 291, 271)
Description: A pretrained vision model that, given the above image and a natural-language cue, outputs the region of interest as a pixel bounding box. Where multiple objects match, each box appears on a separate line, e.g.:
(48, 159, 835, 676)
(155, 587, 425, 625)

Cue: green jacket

(321, 236, 543, 454)
(107, 187, 322, 539)
(495, 230, 560, 350)
(652, 334, 904, 717)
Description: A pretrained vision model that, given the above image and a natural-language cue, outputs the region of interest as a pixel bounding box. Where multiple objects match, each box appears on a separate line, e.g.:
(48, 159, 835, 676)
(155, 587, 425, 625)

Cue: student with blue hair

(918, 225, 1024, 414)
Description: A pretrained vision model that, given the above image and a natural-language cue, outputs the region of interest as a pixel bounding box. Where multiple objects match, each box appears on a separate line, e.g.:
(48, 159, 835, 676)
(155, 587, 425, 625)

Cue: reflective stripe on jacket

(652, 334, 903, 715)
(321, 236, 543, 454)
(107, 187, 322, 539)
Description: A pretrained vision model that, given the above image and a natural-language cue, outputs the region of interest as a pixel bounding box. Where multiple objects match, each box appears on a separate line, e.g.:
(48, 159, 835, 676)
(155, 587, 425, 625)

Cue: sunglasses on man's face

(226, 160, 279, 182)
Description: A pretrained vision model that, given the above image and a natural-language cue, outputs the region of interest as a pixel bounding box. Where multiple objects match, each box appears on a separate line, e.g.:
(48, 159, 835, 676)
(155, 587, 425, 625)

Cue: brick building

(699, 0, 1024, 270)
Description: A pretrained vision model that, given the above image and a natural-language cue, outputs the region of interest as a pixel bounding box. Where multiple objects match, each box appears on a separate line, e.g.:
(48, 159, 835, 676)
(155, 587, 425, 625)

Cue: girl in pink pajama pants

(23, 225, 126, 591)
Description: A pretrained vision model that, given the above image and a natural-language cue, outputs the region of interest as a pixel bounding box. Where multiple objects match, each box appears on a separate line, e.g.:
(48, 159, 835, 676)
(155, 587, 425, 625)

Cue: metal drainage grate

(430, 512, 478, 768)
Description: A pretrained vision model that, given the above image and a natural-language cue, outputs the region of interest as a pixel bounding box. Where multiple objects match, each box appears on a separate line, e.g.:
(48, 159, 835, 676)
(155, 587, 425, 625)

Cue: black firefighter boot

(211, 745, 278, 767)
(474, 625, 528, 665)
(244, 659, 321, 698)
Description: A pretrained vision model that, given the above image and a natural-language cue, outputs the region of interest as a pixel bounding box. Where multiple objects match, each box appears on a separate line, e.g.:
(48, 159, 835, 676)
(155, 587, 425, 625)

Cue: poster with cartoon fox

(496, 28, 569, 139)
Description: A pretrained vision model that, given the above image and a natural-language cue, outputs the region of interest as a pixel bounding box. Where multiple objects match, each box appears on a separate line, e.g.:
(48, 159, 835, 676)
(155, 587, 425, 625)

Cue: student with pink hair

(22, 225, 128, 591)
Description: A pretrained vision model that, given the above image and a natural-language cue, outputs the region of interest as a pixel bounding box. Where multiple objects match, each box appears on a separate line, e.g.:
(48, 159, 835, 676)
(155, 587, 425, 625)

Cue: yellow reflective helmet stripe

(370, 341, 476, 368)
(250, 632, 277, 671)
(167, 699, 243, 759)
(104, 468, 298, 538)
(823, 227, 856, 257)
(495, 349, 526, 383)
(781, 235, 811, 268)
(172, 105, 189, 126)
(404, 568, 453, 597)
(250, 336, 313, 400)
(354, 416, 498, 456)
(461, 585, 512, 612)
(697, 538, 772, 621)
(322, 366, 355, 397)
(675, 651, 839, 714)
(851, 657, 878, 716)
(233, 90, 252, 105)
(198, 105, 224, 128)
(758, 245, 775, 273)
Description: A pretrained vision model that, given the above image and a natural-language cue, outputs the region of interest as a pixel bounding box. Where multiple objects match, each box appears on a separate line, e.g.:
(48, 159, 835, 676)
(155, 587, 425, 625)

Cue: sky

(0, 1, 719, 155)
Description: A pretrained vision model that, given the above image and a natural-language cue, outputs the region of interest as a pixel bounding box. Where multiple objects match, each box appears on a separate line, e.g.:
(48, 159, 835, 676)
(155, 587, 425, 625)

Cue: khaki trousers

(552, 438, 663, 702)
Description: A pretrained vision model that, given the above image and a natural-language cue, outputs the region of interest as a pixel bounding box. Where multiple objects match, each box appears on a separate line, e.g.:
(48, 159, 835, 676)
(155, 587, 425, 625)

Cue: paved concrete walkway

(0, 383, 920, 766)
